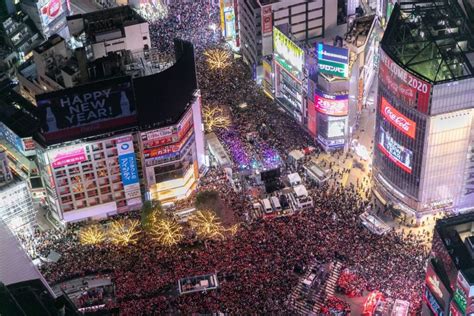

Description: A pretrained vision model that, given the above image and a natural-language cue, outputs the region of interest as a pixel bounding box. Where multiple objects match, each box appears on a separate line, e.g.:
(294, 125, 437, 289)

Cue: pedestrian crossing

(287, 260, 343, 315)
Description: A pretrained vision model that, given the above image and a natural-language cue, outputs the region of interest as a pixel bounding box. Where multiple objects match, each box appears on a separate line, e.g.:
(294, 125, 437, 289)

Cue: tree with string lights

(202, 106, 231, 132)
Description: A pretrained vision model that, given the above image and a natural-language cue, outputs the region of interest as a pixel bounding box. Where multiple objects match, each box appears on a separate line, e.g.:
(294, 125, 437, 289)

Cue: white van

(261, 199, 273, 214)
(270, 196, 282, 212)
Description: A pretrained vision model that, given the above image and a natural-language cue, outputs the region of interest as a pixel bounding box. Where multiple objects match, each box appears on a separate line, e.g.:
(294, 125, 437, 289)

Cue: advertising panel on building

(425, 261, 450, 310)
(36, 76, 137, 144)
(424, 287, 445, 316)
(317, 43, 349, 78)
(379, 50, 432, 113)
(378, 126, 413, 173)
(50, 146, 87, 169)
(314, 90, 349, 116)
(380, 96, 416, 138)
(0, 122, 36, 156)
(116, 136, 141, 206)
(37, 0, 63, 26)
(261, 6, 272, 35)
(273, 27, 304, 74)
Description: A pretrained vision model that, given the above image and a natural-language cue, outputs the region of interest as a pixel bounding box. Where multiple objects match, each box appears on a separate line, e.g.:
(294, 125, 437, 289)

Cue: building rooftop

(67, 5, 146, 42)
(435, 213, 474, 283)
(0, 83, 40, 139)
(381, 1, 474, 83)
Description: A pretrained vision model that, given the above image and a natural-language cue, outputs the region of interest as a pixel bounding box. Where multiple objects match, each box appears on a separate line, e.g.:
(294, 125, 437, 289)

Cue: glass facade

(374, 81, 427, 202)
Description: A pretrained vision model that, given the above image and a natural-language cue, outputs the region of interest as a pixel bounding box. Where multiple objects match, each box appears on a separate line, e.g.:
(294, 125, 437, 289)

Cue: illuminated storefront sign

(144, 129, 194, 159)
(317, 43, 349, 78)
(426, 263, 449, 309)
(50, 146, 87, 168)
(273, 27, 304, 73)
(453, 288, 467, 314)
(315, 90, 348, 116)
(378, 127, 413, 173)
(381, 97, 416, 139)
(116, 137, 140, 205)
(261, 6, 272, 35)
(424, 288, 444, 316)
(450, 301, 463, 316)
(379, 50, 432, 113)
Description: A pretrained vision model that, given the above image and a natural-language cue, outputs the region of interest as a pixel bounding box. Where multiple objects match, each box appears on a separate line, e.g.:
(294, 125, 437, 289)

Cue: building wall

(139, 95, 204, 202)
(419, 110, 473, 212)
(40, 134, 142, 223)
(0, 181, 35, 231)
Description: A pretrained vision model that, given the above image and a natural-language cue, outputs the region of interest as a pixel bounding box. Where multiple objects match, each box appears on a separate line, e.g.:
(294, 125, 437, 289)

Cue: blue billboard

(0, 122, 24, 153)
(316, 43, 349, 78)
(118, 153, 139, 186)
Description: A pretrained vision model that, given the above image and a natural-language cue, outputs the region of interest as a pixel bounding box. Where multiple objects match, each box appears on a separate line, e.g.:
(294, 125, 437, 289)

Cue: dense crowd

(16, 1, 431, 314)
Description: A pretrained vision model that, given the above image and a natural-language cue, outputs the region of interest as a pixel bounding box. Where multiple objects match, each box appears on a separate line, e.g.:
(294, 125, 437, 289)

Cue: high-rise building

(238, 0, 338, 75)
(372, 1, 474, 224)
(424, 213, 474, 316)
(20, 0, 71, 39)
(4, 6, 205, 225)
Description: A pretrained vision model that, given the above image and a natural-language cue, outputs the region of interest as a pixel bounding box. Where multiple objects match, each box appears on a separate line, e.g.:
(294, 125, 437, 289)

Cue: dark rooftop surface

(0, 279, 79, 316)
(381, 1, 474, 83)
(435, 213, 474, 283)
(0, 83, 40, 138)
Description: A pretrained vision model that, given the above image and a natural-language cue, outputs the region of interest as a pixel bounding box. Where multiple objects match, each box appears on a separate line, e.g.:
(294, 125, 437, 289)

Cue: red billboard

(381, 97, 416, 139)
(144, 128, 193, 159)
(314, 90, 348, 116)
(261, 6, 272, 35)
(379, 50, 431, 113)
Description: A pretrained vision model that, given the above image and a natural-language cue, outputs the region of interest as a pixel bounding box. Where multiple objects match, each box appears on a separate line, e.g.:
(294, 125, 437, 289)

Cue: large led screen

(315, 90, 348, 116)
(317, 43, 349, 78)
(36, 76, 137, 144)
(273, 27, 304, 73)
(379, 50, 432, 113)
(380, 96, 416, 139)
(378, 126, 413, 173)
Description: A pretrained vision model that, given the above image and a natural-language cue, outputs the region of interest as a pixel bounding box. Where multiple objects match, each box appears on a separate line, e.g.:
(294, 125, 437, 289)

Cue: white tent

(288, 173, 302, 186)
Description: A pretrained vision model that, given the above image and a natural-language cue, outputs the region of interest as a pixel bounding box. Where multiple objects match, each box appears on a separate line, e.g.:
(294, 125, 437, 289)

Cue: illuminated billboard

(380, 97, 416, 138)
(36, 76, 137, 144)
(37, 0, 64, 27)
(378, 126, 413, 173)
(424, 288, 445, 316)
(144, 128, 194, 159)
(379, 50, 432, 113)
(0, 122, 36, 156)
(425, 261, 449, 310)
(273, 27, 304, 73)
(116, 136, 141, 205)
(49, 146, 87, 169)
(317, 43, 349, 78)
(314, 90, 349, 116)
(261, 6, 272, 35)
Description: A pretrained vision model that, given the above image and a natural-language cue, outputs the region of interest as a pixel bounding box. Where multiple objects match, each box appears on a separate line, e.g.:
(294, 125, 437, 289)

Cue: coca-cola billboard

(379, 50, 432, 113)
(381, 97, 416, 139)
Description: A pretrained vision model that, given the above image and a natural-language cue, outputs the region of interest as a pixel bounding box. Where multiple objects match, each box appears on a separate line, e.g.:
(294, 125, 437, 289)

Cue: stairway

(313, 261, 343, 313)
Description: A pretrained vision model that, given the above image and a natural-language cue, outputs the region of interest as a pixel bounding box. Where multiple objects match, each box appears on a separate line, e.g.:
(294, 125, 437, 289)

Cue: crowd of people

(15, 1, 432, 314)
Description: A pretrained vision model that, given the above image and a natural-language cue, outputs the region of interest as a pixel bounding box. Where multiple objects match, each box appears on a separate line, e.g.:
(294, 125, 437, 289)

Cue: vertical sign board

(261, 6, 273, 35)
(116, 136, 141, 206)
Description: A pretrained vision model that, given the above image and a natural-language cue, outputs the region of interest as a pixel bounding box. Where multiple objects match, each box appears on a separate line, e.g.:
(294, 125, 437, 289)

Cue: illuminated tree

(225, 223, 239, 237)
(188, 210, 225, 240)
(109, 219, 141, 246)
(204, 48, 232, 70)
(150, 219, 184, 246)
(79, 225, 106, 245)
(202, 106, 231, 132)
